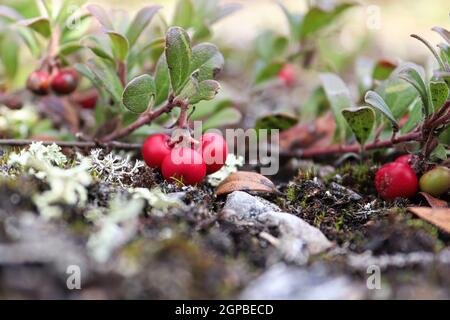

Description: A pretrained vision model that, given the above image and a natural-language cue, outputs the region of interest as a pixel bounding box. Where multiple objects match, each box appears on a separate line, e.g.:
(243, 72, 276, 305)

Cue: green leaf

(397, 63, 432, 116)
(342, 107, 375, 146)
(81, 36, 115, 62)
(165, 26, 192, 94)
(411, 34, 446, 71)
(277, 1, 303, 41)
(16, 27, 41, 57)
(20, 17, 51, 37)
(255, 30, 289, 62)
(430, 143, 447, 161)
(126, 5, 161, 47)
(254, 62, 283, 85)
(401, 98, 422, 133)
(202, 108, 242, 131)
(320, 73, 353, 142)
(376, 77, 418, 119)
(37, 0, 52, 19)
(255, 113, 298, 132)
(190, 99, 232, 120)
(300, 86, 328, 120)
(74, 63, 104, 92)
(106, 31, 129, 62)
(0, 5, 23, 21)
(122, 74, 156, 113)
(190, 43, 224, 82)
(432, 26, 450, 46)
(87, 4, 113, 29)
(364, 90, 399, 130)
(0, 34, 18, 80)
(430, 81, 449, 110)
(188, 80, 220, 104)
(372, 59, 396, 81)
(154, 55, 170, 106)
(300, 3, 354, 39)
(57, 41, 83, 57)
(172, 0, 194, 28)
(85, 59, 123, 106)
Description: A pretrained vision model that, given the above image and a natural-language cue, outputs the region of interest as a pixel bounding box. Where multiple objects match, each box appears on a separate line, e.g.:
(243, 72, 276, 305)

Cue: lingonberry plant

(278, 20, 450, 201)
(0, 0, 240, 185)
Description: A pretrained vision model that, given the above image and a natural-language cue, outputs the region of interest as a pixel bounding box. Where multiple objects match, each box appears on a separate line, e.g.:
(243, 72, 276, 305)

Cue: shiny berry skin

(161, 147, 206, 185)
(141, 134, 172, 168)
(395, 154, 413, 166)
(51, 69, 79, 95)
(200, 132, 228, 174)
(26, 70, 51, 95)
(419, 166, 450, 197)
(278, 64, 296, 86)
(375, 162, 418, 201)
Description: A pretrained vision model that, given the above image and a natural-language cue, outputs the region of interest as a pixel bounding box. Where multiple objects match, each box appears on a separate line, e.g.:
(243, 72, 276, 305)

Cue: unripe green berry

(419, 166, 450, 197)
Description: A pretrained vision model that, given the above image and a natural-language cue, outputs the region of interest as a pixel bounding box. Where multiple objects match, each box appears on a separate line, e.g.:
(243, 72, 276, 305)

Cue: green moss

(328, 161, 376, 194)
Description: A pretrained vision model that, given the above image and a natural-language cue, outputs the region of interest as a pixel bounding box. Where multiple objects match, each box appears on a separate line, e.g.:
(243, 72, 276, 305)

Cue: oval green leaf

(106, 31, 129, 62)
(165, 26, 192, 94)
(190, 43, 224, 82)
(364, 90, 399, 130)
(20, 17, 51, 38)
(122, 74, 156, 113)
(430, 80, 449, 110)
(342, 107, 375, 146)
(126, 5, 161, 48)
(87, 4, 113, 29)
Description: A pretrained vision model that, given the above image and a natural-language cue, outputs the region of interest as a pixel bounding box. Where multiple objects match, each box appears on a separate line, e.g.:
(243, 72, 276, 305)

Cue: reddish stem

(0, 139, 141, 150)
(99, 96, 181, 142)
(286, 130, 423, 158)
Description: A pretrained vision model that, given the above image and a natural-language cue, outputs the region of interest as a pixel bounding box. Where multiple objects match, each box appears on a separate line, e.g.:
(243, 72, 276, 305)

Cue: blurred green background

(98, 0, 450, 64)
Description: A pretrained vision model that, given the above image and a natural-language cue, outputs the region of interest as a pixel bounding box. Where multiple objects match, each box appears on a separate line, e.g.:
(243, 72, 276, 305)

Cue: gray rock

(223, 191, 333, 264)
(240, 263, 365, 300)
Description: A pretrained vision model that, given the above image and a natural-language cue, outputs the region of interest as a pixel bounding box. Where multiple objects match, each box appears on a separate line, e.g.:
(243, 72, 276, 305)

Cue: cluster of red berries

(141, 132, 228, 185)
(26, 68, 79, 96)
(375, 154, 450, 200)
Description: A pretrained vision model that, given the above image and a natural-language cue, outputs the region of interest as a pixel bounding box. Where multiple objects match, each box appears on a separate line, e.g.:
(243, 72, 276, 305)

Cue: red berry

(399, 114, 409, 127)
(161, 147, 206, 185)
(395, 154, 413, 166)
(26, 70, 51, 95)
(278, 64, 296, 86)
(78, 90, 98, 109)
(375, 162, 418, 201)
(200, 132, 228, 174)
(142, 134, 172, 168)
(51, 69, 79, 95)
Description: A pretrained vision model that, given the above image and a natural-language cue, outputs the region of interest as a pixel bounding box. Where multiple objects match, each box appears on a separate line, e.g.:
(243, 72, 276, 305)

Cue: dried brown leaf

(279, 112, 335, 152)
(418, 192, 448, 208)
(215, 171, 276, 196)
(407, 207, 450, 233)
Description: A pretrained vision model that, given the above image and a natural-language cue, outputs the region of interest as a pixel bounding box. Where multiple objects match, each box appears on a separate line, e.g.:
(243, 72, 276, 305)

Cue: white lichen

(8, 142, 91, 219)
(8, 142, 67, 169)
(207, 153, 244, 186)
(0, 105, 41, 138)
(89, 149, 144, 187)
(128, 187, 183, 210)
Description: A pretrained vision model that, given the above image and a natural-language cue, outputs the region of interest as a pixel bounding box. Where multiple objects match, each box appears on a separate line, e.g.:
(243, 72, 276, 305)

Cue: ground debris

(240, 262, 365, 299)
(223, 191, 333, 264)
